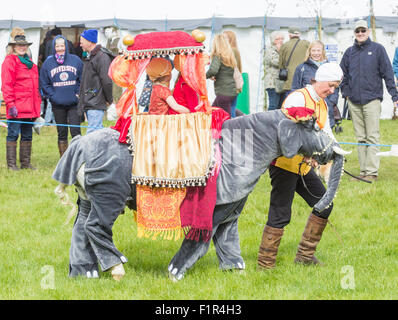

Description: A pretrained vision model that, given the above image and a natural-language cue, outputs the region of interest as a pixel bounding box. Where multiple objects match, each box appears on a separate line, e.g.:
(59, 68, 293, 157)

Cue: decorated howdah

(108, 30, 228, 241)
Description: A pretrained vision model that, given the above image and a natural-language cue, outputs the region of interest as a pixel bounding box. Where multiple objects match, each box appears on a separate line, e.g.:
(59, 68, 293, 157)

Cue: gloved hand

(9, 106, 18, 118)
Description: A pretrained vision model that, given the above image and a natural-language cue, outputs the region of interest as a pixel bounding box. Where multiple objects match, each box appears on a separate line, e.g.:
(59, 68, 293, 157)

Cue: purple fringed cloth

(179, 108, 229, 242)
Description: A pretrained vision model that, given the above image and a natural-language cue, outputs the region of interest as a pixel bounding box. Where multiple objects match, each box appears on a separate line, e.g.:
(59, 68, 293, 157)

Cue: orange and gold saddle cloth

(126, 111, 228, 241)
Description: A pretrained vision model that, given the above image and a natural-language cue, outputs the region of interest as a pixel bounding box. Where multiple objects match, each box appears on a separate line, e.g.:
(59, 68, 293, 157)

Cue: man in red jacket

(1, 34, 41, 170)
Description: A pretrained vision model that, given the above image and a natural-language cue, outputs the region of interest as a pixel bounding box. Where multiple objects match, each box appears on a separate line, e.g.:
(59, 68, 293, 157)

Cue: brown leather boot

(6, 141, 20, 170)
(258, 225, 284, 269)
(20, 141, 36, 170)
(58, 140, 68, 158)
(294, 213, 328, 265)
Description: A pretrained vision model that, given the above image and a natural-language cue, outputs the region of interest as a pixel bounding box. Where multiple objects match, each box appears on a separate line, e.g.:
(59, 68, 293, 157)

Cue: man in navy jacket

(393, 47, 398, 81)
(340, 20, 398, 181)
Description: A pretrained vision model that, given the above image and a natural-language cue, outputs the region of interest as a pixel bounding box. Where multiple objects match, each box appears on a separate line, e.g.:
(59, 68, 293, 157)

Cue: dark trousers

(278, 90, 293, 109)
(212, 95, 236, 117)
(52, 104, 81, 141)
(6, 119, 33, 142)
(266, 165, 333, 229)
(266, 88, 281, 111)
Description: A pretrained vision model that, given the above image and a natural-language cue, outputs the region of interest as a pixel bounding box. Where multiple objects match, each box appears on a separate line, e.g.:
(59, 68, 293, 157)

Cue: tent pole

(256, 13, 267, 113)
(209, 13, 216, 52)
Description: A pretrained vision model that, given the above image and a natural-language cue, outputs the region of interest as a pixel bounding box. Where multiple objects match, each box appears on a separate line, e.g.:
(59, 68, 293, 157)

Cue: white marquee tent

(1, 0, 398, 118)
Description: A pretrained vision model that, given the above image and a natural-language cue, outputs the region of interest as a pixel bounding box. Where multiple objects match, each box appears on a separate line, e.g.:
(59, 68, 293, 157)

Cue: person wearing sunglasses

(340, 19, 398, 182)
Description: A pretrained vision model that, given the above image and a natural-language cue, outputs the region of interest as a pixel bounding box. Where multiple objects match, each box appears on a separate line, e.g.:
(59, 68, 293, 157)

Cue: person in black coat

(291, 40, 339, 128)
(78, 29, 114, 134)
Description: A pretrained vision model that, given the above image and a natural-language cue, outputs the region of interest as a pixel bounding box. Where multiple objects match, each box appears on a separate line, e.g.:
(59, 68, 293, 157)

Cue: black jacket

(340, 38, 398, 105)
(292, 59, 340, 127)
(78, 45, 114, 115)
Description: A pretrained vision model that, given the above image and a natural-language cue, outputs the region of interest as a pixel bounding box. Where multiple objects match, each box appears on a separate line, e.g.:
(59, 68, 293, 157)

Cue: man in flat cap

(278, 27, 310, 107)
(340, 20, 398, 181)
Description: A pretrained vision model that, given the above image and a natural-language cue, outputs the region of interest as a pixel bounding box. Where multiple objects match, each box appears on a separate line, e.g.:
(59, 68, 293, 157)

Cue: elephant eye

(313, 122, 320, 131)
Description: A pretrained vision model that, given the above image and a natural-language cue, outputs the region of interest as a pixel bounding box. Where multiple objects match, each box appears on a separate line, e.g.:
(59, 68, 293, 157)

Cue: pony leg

(168, 196, 248, 281)
(212, 196, 247, 271)
(83, 181, 129, 274)
(69, 198, 99, 278)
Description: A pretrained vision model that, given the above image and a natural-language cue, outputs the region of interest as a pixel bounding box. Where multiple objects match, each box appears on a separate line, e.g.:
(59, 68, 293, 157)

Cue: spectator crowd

(1, 20, 398, 184)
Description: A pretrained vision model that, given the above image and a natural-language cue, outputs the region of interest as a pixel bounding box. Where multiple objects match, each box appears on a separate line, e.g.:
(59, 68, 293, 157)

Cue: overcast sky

(0, 0, 396, 21)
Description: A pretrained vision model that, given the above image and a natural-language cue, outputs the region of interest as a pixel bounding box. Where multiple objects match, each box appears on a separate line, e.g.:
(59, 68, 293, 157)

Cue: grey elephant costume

(53, 128, 133, 277)
(53, 109, 347, 280)
(168, 110, 345, 280)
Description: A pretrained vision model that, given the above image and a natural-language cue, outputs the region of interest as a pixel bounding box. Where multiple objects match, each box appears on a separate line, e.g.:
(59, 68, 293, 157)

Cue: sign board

(325, 44, 338, 63)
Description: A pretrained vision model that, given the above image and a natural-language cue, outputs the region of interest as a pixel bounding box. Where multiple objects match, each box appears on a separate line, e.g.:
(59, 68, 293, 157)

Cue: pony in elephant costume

(52, 107, 349, 281)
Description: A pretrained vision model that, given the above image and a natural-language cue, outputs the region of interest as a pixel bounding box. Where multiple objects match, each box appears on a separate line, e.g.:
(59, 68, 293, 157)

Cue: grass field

(0, 119, 397, 300)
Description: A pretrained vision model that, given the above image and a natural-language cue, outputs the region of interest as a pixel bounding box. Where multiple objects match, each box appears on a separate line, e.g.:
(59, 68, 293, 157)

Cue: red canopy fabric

(127, 31, 203, 53)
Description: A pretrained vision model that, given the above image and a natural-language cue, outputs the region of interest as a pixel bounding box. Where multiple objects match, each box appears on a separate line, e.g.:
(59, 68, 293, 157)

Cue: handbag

(233, 67, 244, 93)
(279, 39, 300, 81)
(138, 79, 153, 107)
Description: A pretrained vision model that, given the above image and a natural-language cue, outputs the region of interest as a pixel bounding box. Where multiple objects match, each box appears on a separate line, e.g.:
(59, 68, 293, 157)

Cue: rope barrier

(339, 142, 393, 148)
(0, 119, 103, 129)
(0, 119, 395, 148)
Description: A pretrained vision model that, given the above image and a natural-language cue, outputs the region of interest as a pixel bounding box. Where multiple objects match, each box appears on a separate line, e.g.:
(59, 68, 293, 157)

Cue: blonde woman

(206, 34, 238, 117)
(291, 40, 339, 128)
(223, 30, 242, 117)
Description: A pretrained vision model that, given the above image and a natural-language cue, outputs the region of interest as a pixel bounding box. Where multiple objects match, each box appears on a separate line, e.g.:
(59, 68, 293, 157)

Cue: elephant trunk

(313, 153, 344, 213)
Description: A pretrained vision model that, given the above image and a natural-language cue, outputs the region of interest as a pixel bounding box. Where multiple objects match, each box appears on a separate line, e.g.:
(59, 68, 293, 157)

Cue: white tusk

(333, 146, 352, 156)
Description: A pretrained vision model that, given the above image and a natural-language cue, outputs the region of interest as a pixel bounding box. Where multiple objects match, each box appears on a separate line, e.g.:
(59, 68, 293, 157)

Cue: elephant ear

(277, 119, 302, 158)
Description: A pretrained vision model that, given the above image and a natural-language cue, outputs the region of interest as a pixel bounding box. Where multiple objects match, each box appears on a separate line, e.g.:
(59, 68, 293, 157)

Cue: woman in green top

(206, 34, 239, 117)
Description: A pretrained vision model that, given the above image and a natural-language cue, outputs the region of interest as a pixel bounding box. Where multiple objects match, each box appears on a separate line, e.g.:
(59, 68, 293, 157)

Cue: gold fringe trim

(136, 225, 191, 241)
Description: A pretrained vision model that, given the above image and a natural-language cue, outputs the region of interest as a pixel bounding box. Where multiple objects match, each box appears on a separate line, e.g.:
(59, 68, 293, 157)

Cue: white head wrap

(314, 62, 343, 82)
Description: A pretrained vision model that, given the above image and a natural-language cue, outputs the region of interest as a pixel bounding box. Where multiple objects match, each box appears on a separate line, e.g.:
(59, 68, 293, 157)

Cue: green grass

(0, 119, 397, 300)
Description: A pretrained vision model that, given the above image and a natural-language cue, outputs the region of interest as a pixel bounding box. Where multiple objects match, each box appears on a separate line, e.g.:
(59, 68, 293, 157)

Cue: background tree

(296, 0, 339, 41)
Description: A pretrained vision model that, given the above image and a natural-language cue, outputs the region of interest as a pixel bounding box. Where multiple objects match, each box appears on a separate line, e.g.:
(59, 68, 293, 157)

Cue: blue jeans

(7, 119, 33, 142)
(266, 89, 281, 111)
(85, 110, 105, 134)
(230, 96, 238, 118)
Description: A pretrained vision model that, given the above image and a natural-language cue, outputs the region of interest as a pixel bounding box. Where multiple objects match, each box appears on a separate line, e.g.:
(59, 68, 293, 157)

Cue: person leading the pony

(258, 62, 343, 270)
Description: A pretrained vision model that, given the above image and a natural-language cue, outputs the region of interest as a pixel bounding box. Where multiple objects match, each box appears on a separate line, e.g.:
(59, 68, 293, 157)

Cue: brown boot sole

(294, 255, 324, 266)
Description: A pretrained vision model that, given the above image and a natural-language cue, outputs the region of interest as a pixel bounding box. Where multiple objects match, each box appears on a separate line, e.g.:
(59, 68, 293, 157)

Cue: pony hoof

(111, 263, 125, 281)
(168, 272, 183, 282)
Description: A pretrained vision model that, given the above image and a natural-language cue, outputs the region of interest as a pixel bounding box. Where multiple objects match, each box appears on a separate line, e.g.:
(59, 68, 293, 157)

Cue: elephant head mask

(216, 111, 350, 214)
(277, 117, 350, 213)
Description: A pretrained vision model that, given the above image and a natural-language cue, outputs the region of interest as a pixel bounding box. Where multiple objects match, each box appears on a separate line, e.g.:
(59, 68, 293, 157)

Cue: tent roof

(1, 16, 397, 33)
